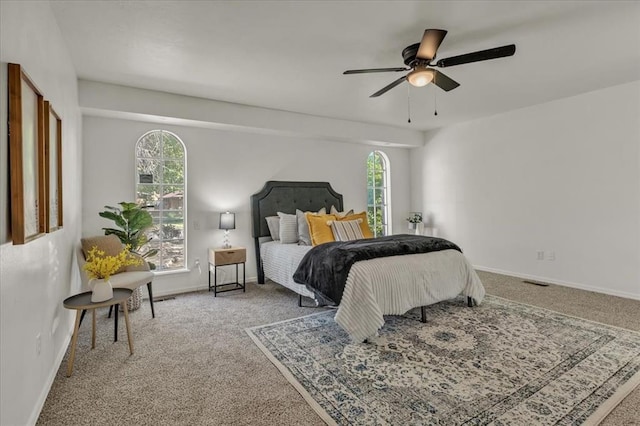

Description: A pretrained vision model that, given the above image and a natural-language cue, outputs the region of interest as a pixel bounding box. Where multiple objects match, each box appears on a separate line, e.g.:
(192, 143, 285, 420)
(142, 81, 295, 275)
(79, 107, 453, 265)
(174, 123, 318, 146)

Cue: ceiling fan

(344, 29, 516, 97)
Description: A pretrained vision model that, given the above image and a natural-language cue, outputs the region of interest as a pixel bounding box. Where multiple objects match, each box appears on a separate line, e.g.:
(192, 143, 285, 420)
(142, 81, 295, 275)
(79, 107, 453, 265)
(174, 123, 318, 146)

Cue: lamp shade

(219, 212, 235, 230)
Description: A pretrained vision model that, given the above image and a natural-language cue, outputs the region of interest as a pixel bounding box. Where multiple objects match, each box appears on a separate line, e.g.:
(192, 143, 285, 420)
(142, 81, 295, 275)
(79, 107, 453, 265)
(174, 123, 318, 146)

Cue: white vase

(90, 278, 113, 302)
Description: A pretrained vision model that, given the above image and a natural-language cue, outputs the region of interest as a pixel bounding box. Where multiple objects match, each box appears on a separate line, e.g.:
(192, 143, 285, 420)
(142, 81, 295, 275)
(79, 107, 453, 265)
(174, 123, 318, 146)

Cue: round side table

(63, 288, 134, 377)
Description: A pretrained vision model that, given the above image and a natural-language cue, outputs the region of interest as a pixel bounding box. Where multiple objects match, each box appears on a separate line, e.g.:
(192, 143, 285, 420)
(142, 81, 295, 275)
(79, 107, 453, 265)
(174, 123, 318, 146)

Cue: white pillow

(265, 216, 280, 241)
(330, 205, 354, 218)
(277, 212, 298, 244)
(329, 218, 364, 241)
(297, 207, 326, 246)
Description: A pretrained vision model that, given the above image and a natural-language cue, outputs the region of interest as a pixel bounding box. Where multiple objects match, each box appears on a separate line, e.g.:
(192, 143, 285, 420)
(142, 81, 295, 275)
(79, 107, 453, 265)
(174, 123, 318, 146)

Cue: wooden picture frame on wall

(44, 101, 63, 232)
(8, 63, 46, 244)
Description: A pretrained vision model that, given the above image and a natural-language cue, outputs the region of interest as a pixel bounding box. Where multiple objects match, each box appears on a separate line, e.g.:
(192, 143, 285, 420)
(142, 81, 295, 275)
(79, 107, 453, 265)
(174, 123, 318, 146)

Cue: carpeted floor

(37, 271, 640, 425)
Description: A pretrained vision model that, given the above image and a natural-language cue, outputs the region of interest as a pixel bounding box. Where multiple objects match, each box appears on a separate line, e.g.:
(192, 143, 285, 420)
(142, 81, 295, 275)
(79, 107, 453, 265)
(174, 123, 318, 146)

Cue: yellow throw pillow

(330, 205, 355, 218)
(306, 213, 337, 246)
(338, 211, 373, 238)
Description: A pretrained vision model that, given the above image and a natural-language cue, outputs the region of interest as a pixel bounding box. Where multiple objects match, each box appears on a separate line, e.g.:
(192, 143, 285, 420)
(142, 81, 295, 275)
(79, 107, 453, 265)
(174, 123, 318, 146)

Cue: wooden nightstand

(208, 247, 246, 296)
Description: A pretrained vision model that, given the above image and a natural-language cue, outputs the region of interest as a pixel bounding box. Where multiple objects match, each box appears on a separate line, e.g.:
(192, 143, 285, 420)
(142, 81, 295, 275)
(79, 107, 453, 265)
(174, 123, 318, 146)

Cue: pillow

(329, 219, 364, 241)
(297, 207, 326, 246)
(338, 211, 373, 238)
(265, 216, 280, 241)
(330, 205, 354, 218)
(81, 234, 127, 274)
(277, 212, 298, 244)
(306, 213, 337, 246)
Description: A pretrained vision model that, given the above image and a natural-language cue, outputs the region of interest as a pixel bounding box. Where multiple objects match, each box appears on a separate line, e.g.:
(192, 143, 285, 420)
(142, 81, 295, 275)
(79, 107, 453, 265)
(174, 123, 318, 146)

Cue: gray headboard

(250, 181, 343, 283)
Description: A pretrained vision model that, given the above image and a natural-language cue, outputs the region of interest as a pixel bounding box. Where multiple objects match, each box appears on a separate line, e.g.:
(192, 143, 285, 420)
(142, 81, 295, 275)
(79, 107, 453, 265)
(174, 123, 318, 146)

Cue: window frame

(367, 150, 392, 237)
(134, 129, 187, 273)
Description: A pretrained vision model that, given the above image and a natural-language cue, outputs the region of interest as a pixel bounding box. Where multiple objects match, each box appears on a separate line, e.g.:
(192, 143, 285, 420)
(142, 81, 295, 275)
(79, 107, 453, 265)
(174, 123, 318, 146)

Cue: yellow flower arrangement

(83, 244, 142, 281)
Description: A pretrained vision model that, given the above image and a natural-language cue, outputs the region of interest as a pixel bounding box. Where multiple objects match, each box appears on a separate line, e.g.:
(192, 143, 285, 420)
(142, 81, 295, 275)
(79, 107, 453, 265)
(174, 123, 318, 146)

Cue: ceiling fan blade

(343, 67, 409, 75)
(431, 70, 460, 92)
(416, 29, 448, 61)
(370, 75, 407, 98)
(436, 44, 516, 68)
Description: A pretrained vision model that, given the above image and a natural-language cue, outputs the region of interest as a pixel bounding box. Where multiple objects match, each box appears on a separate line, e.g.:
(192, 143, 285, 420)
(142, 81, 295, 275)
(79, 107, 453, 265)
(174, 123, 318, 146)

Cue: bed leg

(421, 306, 427, 323)
(298, 294, 302, 307)
(254, 238, 265, 284)
(467, 296, 475, 307)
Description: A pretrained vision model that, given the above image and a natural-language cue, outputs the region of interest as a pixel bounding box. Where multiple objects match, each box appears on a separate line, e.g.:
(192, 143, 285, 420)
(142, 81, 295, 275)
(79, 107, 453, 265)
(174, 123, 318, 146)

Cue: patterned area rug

(246, 295, 640, 425)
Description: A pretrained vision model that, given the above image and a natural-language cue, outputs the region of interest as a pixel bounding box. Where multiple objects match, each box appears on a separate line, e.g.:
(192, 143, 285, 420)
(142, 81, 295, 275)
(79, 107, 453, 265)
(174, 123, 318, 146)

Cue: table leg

(91, 309, 96, 349)
(122, 303, 134, 355)
(66, 310, 83, 377)
(114, 304, 118, 342)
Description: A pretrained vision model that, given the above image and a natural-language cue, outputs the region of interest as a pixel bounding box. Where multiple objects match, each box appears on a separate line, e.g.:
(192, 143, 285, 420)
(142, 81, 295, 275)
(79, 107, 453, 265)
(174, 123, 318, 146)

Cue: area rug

(246, 295, 640, 425)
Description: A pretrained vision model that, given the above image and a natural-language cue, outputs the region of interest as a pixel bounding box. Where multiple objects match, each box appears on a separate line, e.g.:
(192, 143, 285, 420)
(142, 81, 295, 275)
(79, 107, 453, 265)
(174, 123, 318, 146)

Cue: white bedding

(335, 249, 485, 342)
(260, 241, 314, 298)
(261, 241, 485, 342)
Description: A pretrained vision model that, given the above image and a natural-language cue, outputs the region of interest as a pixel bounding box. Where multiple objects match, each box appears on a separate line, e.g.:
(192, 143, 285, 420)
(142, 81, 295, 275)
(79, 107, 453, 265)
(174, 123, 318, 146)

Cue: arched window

(367, 150, 391, 237)
(135, 130, 186, 271)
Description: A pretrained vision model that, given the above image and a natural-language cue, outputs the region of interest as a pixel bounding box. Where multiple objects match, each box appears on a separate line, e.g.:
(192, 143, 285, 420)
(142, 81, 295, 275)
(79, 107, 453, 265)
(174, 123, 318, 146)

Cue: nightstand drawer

(209, 247, 246, 266)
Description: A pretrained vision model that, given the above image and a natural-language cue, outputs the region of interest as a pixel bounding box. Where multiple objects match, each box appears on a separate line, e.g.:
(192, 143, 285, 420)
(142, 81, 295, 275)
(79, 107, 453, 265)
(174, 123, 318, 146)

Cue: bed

(250, 180, 485, 341)
(251, 181, 344, 297)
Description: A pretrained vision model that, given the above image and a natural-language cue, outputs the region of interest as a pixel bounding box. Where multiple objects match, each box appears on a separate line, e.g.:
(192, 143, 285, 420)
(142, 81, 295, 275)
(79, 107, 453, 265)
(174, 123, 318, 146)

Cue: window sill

(152, 268, 190, 276)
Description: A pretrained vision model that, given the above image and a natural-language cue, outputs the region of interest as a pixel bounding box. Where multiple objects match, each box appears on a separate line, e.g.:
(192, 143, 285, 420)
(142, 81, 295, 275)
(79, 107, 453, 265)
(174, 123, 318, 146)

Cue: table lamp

(219, 212, 235, 248)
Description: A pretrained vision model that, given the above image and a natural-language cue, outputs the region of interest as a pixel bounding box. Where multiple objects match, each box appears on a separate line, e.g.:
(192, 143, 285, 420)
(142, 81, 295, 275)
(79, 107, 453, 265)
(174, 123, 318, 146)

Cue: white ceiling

(50, 1, 640, 131)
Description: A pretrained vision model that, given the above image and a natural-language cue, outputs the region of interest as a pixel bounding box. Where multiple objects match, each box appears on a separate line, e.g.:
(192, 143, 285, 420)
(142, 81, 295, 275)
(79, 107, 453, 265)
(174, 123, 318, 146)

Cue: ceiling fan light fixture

(407, 66, 434, 87)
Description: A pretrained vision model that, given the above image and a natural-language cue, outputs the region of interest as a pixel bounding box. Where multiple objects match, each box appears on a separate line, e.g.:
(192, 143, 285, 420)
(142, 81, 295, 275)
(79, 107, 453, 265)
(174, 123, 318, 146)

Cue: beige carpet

(37, 271, 640, 425)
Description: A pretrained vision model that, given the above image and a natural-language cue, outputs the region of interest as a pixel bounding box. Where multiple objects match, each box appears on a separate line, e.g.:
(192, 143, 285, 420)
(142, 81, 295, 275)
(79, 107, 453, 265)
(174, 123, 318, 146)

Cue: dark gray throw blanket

(292, 234, 461, 305)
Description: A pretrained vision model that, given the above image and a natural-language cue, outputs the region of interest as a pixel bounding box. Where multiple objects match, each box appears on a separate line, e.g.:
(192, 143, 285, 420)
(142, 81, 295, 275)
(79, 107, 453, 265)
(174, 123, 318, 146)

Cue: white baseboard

(28, 327, 73, 426)
(474, 265, 640, 301)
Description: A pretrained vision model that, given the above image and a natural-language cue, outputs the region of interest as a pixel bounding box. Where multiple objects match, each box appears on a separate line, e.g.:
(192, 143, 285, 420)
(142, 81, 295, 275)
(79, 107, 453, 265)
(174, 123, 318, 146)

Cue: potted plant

(99, 202, 158, 268)
(98, 202, 158, 311)
(406, 212, 423, 230)
(83, 244, 141, 302)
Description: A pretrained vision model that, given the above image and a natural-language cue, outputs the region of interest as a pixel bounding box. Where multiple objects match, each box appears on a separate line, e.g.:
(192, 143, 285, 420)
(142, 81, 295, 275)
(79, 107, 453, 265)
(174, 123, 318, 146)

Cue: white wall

(82, 115, 412, 296)
(412, 81, 640, 299)
(79, 80, 424, 148)
(0, 1, 82, 425)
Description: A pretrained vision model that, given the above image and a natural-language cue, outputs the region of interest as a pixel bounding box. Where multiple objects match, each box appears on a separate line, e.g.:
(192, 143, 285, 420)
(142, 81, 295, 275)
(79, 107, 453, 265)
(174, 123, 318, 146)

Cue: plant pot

(90, 278, 113, 302)
(408, 222, 416, 230)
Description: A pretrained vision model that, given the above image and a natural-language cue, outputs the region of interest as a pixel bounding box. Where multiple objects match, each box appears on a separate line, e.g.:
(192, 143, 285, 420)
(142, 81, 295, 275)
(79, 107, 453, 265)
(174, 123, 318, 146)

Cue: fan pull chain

(407, 84, 412, 123)
(434, 88, 438, 116)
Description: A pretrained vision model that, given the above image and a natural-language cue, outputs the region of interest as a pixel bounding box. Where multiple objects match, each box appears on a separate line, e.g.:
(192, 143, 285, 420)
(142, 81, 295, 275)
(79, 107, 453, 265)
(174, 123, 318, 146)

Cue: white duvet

(260, 241, 314, 298)
(335, 249, 485, 342)
(261, 242, 485, 341)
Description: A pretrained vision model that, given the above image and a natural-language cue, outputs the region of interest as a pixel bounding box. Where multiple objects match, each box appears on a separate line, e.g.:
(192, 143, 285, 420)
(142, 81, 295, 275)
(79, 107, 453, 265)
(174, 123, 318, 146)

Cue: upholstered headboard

(250, 181, 343, 283)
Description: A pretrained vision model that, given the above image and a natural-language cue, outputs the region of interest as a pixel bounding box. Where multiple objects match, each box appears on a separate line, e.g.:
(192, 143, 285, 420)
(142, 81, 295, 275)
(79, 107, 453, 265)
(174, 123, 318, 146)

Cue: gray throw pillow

(297, 209, 311, 245)
(297, 207, 326, 246)
(265, 216, 280, 241)
(277, 212, 298, 244)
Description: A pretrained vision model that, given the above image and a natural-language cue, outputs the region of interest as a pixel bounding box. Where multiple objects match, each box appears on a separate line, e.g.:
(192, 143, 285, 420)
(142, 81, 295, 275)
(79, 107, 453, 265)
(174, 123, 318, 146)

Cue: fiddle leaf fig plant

(99, 202, 158, 268)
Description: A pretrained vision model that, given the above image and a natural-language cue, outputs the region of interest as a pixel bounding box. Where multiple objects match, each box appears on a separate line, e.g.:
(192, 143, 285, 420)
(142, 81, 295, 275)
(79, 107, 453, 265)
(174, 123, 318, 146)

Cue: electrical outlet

(548, 251, 556, 261)
(35, 334, 41, 356)
(536, 251, 544, 261)
(194, 258, 200, 267)
(193, 220, 200, 230)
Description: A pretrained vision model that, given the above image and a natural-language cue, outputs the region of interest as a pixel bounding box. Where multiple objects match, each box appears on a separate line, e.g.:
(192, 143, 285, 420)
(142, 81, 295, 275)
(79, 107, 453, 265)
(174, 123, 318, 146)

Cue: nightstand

(208, 247, 246, 296)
